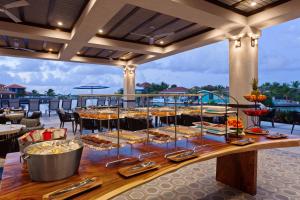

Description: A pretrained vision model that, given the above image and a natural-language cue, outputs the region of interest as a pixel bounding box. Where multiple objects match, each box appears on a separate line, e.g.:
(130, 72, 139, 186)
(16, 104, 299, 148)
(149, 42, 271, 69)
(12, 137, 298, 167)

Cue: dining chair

(62, 99, 72, 112)
(97, 97, 106, 107)
(8, 99, 20, 109)
(56, 109, 75, 133)
(1, 99, 9, 108)
(77, 97, 86, 108)
(291, 111, 300, 134)
(27, 99, 40, 117)
(48, 99, 59, 117)
(109, 97, 118, 107)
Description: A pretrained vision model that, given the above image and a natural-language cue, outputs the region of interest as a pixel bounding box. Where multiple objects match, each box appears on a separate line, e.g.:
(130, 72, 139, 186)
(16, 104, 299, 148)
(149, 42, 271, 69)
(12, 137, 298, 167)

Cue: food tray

(266, 133, 288, 139)
(161, 125, 202, 137)
(145, 128, 186, 143)
(230, 138, 255, 146)
(118, 161, 160, 177)
(81, 134, 127, 151)
(244, 128, 269, 135)
(105, 130, 148, 144)
(193, 121, 226, 131)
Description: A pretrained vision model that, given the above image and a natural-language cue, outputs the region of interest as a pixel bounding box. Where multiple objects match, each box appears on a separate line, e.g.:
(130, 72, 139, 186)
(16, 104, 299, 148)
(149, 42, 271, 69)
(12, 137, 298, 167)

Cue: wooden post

(216, 150, 257, 195)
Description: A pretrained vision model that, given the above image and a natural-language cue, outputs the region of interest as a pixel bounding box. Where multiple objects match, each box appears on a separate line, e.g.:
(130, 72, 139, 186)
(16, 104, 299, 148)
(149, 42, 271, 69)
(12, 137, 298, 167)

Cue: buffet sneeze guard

(75, 93, 239, 167)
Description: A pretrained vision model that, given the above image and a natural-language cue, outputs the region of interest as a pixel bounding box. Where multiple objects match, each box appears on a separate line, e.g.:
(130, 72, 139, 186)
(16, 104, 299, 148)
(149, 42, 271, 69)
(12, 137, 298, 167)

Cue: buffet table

(1, 134, 300, 199)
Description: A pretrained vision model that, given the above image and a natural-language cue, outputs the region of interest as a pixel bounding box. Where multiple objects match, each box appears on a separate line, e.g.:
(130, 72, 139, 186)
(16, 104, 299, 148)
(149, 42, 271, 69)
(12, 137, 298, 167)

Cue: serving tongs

(129, 161, 156, 171)
(46, 177, 97, 199)
(164, 149, 195, 159)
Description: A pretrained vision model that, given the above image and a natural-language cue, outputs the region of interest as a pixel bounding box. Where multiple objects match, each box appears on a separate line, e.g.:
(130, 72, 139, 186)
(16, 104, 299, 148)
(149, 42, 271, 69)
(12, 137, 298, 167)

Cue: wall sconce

(235, 38, 241, 48)
(251, 37, 257, 47)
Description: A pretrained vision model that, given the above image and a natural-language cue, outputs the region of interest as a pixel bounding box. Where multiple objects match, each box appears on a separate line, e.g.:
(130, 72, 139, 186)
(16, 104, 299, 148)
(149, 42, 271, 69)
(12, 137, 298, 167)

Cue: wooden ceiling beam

(71, 55, 126, 66)
(87, 37, 164, 55)
(248, 0, 300, 29)
(128, 28, 226, 65)
(59, 0, 126, 60)
(0, 48, 58, 61)
(0, 21, 70, 43)
(124, 0, 247, 31)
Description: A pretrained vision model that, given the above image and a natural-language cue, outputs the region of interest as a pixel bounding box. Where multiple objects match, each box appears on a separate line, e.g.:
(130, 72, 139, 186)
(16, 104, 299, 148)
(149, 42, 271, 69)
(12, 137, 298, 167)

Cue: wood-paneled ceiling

(206, 0, 290, 16)
(78, 47, 142, 61)
(98, 5, 213, 47)
(0, 0, 298, 66)
(0, 35, 62, 53)
(0, 0, 88, 31)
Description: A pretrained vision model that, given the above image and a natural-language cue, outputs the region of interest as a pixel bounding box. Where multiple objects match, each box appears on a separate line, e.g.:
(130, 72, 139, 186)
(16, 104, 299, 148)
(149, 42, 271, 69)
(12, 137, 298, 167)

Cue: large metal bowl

(24, 140, 83, 182)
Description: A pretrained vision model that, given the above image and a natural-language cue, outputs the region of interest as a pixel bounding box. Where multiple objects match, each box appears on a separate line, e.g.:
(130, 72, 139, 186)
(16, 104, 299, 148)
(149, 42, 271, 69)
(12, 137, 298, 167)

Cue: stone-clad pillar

(123, 65, 136, 108)
(229, 31, 260, 126)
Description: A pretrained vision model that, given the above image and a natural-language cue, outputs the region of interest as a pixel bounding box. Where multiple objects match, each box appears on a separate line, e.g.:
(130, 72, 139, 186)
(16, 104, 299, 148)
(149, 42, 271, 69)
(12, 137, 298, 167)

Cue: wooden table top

(1, 134, 300, 200)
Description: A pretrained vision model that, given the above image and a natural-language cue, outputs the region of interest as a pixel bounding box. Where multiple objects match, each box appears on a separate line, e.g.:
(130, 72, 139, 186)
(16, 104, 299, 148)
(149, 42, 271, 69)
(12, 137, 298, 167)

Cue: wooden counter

(1, 134, 300, 200)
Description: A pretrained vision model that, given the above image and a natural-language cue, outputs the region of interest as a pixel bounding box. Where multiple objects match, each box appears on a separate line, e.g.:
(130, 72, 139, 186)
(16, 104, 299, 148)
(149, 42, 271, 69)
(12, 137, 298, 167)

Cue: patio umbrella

(73, 85, 109, 94)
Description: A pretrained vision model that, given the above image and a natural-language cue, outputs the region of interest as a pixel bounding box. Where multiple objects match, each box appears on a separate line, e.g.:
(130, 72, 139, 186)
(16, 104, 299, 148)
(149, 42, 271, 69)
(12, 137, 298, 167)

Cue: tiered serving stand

(243, 94, 269, 134)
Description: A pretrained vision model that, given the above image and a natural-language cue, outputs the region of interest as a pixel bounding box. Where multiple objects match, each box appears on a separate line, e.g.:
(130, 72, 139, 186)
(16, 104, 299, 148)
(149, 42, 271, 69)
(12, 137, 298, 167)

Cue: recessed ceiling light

(159, 41, 164, 45)
(250, 1, 257, 6)
(49, 48, 53, 52)
(57, 21, 63, 26)
(98, 29, 103, 33)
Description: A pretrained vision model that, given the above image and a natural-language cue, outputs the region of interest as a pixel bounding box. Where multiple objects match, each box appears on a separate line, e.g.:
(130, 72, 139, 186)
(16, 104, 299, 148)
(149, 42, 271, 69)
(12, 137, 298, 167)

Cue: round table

(0, 124, 25, 138)
(4, 112, 24, 123)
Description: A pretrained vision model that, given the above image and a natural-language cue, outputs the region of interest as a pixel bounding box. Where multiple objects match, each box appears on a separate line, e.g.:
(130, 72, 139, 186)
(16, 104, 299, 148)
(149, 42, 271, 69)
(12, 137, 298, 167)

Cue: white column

(229, 33, 260, 125)
(123, 65, 136, 108)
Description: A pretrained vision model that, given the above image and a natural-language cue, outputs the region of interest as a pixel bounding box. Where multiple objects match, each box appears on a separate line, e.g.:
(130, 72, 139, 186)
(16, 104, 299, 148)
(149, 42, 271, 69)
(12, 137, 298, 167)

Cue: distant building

(5, 84, 26, 96)
(159, 87, 189, 94)
(0, 83, 27, 98)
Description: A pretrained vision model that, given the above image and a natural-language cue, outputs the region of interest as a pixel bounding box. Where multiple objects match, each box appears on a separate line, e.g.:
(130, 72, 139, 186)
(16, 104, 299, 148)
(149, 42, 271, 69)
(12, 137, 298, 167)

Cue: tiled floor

(1, 115, 300, 199)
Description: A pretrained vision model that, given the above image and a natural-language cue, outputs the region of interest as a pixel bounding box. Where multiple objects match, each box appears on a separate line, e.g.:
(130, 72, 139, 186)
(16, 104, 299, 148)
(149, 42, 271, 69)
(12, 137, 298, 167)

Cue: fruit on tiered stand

(227, 117, 244, 136)
(244, 78, 267, 102)
(243, 78, 270, 134)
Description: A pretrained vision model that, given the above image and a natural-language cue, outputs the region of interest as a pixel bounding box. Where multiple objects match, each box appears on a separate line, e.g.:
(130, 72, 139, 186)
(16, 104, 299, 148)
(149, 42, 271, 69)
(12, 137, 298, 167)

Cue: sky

(0, 18, 300, 94)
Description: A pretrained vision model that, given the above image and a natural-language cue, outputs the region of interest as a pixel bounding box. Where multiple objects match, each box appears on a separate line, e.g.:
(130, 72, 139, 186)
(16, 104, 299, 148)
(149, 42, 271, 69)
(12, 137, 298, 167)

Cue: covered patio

(0, 0, 300, 199)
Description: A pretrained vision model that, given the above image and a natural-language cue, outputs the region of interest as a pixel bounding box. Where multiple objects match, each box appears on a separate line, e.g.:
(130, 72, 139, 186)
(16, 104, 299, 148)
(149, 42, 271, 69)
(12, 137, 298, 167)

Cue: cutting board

(43, 177, 102, 200)
(118, 161, 160, 177)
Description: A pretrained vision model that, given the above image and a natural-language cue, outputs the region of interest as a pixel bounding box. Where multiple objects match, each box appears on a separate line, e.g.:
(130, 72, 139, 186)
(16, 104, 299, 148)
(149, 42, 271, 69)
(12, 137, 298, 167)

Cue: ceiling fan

(0, 0, 30, 23)
(130, 32, 174, 45)
(4, 39, 35, 52)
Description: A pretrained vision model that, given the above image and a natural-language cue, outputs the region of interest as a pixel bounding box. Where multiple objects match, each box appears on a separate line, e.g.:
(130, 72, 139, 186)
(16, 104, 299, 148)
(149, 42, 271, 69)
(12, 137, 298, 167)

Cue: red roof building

(159, 87, 189, 94)
(5, 84, 26, 89)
